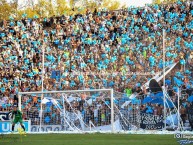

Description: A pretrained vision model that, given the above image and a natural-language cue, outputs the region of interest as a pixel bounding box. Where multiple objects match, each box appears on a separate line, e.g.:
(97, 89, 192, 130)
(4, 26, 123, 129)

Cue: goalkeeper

(11, 105, 25, 132)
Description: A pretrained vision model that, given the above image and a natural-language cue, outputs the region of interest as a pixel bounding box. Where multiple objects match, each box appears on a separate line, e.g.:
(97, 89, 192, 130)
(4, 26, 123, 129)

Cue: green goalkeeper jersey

(12, 110, 22, 119)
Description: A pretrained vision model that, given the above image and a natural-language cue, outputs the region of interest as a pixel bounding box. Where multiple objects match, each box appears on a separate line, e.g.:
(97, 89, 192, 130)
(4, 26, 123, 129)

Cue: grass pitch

(0, 134, 180, 145)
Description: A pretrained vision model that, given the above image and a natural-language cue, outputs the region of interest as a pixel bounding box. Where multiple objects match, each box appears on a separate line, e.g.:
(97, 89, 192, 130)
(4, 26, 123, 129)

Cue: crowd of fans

(0, 0, 193, 129)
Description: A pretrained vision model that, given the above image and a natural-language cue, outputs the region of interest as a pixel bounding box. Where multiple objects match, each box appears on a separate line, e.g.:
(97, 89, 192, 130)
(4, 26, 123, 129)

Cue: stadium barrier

(0, 120, 30, 133)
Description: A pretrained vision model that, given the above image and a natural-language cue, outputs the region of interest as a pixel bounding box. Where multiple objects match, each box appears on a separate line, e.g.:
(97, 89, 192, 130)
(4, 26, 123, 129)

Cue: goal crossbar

(18, 89, 113, 95)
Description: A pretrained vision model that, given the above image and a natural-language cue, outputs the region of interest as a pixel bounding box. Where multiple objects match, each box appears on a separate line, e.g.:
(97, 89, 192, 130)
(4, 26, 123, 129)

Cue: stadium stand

(0, 0, 193, 130)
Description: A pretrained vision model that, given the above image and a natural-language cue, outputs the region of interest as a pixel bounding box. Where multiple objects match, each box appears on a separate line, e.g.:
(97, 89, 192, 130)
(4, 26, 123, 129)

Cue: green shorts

(13, 118, 23, 124)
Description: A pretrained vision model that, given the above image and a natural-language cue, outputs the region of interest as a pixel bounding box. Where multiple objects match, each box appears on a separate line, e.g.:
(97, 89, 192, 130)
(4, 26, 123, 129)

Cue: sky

(10, 0, 153, 8)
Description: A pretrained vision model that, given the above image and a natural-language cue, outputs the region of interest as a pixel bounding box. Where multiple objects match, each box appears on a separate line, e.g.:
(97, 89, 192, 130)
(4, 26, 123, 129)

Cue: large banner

(31, 125, 62, 132)
(140, 113, 164, 130)
(0, 112, 12, 121)
(188, 107, 193, 123)
(0, 121, 30, 133)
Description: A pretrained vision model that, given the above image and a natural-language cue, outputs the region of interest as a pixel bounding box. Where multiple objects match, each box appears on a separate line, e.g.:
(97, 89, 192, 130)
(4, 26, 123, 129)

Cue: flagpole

(163, 29, 166, 130)
(40, 43, 45, 132)
(178, 87, 180, 130)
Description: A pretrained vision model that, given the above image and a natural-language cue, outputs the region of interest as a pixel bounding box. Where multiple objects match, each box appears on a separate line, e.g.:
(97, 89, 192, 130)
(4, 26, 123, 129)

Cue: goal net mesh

(19, 90, 140, 132)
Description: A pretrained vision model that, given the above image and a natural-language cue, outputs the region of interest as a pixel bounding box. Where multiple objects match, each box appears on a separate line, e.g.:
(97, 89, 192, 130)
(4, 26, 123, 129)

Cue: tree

(69, 0, 75, 9)
(83, 0, 121, 12)
(0, 0, 14, 20)
(17, 7, 39, 19)
(35, 0, 55, 17)
(103, 0, 121, 11)
(56, 0, 69, 16)
(153, 0, 187, 4)
(10, 0, 18, 10)
(0, 0, 122, 20)
(84, 0, 98, 12)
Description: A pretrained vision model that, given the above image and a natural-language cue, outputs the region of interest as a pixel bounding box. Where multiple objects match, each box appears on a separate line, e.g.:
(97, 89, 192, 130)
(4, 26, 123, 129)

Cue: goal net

(18, 89, 140, 133)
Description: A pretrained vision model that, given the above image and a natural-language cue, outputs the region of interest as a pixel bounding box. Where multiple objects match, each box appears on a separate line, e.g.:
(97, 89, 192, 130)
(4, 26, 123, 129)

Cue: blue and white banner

(140, 113, 164, 130)
(31, 125, 62, 132)
(0, 121, 30, 133)
(0, 112, 12, 121)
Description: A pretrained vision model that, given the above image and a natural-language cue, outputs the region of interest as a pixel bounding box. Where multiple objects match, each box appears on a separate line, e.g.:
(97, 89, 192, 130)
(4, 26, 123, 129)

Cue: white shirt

(0, 99, 3, 105)
(3, 96, 8, 103)
(18, 50, 23, 57)
(94, 109, 98, 117)
(32, 21, 36, 27)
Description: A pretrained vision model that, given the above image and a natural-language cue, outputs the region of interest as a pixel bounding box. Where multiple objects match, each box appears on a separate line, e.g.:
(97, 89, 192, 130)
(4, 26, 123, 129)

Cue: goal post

(18, 89, 115, 133)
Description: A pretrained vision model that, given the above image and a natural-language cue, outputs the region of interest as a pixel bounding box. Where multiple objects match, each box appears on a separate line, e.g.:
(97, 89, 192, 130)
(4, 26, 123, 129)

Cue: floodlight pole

(41, 44, 45, 92)
(110, 89, 114, 133)
(62, 94, 66, 131)
(40, 44, 45, 132)
(177, 87, 180, 130)
(163, 29, 166, 130)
